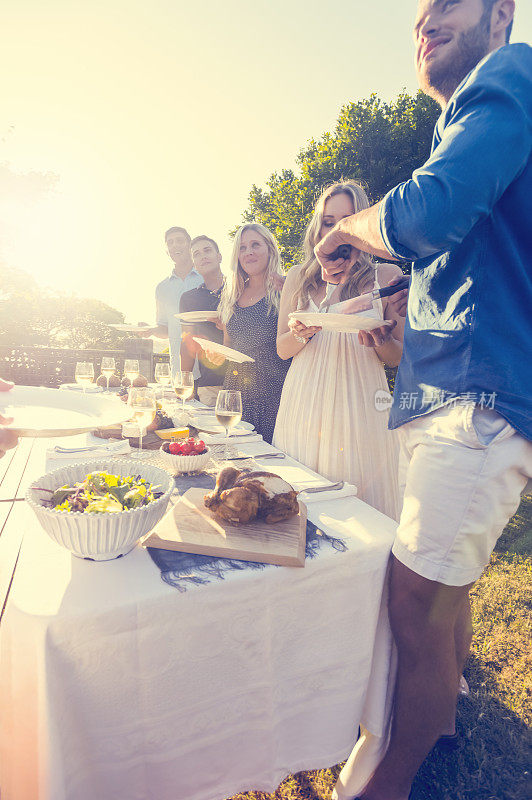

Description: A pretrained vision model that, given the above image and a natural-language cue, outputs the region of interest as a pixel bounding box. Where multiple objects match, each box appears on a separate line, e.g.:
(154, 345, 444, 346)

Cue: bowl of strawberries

(159, 436, 211, 474)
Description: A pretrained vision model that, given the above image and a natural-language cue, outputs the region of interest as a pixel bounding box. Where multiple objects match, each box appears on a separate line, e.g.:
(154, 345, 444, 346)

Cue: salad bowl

(26, 459, 174, 560)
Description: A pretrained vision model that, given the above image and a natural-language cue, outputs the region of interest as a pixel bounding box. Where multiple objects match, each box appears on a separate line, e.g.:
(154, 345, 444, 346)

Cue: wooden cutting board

(142, 487, 307, 567)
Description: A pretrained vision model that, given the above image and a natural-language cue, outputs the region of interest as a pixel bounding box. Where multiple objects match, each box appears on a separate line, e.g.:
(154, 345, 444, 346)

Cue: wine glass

(215, 390, 242, 461)
(127, 387, 156, 456)
(74, 362, 94, 394)
(124, 359, 139, 387)
(154, 362, 171, 398)
(173, 371, 194, 416)
(101, 356, 116, 391)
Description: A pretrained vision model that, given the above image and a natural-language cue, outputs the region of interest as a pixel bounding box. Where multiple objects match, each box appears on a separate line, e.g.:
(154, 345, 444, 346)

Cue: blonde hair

(292, 181, 375, 309)
(218, 223, 283, 325)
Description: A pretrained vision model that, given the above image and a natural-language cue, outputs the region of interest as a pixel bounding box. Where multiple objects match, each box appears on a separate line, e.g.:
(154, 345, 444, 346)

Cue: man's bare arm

(137, 324, 169, 339)
(180, 334, 195, 372)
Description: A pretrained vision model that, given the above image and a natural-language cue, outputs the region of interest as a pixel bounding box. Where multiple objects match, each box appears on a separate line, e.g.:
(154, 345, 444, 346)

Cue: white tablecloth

(0, 439, 396, 800)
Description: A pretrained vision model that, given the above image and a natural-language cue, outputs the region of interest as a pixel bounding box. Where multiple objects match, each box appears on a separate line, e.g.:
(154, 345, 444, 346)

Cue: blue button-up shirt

(379, 43, 532, 440)
(156, 269, 203, 376)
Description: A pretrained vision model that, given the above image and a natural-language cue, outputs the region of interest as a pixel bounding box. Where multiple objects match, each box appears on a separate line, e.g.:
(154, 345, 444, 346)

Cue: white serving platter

(1, 385, 133, 438)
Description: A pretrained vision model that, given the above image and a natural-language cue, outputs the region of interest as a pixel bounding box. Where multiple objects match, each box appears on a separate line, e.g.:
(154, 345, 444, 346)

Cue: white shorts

(393, 403, 532, 586)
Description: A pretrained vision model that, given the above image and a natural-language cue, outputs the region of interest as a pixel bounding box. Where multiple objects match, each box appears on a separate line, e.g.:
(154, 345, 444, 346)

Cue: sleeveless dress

(225, 297, 290, 444)
(273, 278, 400, 520)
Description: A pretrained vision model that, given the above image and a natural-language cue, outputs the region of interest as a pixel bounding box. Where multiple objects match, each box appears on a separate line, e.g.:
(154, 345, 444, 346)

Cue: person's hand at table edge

(0, 379, 18, 458)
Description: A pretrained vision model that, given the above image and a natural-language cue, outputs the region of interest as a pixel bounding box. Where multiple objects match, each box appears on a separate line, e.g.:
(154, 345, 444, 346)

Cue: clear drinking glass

(124, 359, 139, 386)
(101, 357, 116, 391)
(215, 390, 242, 461)
(173, 370, 194, 415)
(154, 362, 171, 387)
(127, 387, 156, 455)
(74, 362, 94, 394)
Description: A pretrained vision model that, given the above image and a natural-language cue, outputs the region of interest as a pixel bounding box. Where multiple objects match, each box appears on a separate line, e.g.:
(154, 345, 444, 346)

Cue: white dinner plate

(175, 311, 220, 324)
(108, 323, 154, 333)
(59, 383, 103, 393)
(1, 386, 133, 438)
(288, 311, 391, 333)
(188, 415, 254, 434)
(192, 337, 254, 363)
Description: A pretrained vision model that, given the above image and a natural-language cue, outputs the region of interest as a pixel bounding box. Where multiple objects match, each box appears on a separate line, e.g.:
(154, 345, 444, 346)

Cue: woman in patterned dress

(217, 223, 289, 444)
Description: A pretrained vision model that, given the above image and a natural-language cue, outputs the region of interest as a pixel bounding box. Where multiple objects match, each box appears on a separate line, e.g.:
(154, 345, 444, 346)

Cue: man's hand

(314, 229, 361, 284)
(202, 347, 226, 367)
(386, 275, 410, 317)
(0, 379, 18, 458)
(137, 326, 157, 338)
(358, 320, 396, 348)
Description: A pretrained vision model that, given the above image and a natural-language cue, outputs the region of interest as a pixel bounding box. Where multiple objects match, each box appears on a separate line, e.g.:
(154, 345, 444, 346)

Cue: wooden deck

(0, 438, 43, 621)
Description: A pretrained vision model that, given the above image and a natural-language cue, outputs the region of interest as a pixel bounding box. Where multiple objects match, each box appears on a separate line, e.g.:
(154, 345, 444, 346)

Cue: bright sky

(1, 0, 530, 323)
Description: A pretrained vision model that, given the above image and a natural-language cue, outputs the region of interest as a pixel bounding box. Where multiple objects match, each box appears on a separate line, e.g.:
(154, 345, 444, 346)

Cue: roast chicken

(204, 467, 299, 525)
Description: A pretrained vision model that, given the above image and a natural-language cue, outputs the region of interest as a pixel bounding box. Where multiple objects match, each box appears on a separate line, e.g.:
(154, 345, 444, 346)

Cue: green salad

(42, 471, 164, 513)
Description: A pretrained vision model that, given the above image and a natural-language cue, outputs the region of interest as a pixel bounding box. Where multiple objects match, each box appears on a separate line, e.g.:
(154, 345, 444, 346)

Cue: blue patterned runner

(147, 472, 347, 592)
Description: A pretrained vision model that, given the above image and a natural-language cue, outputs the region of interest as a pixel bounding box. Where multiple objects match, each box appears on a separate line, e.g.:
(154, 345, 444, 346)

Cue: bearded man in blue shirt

(315, 2, 532, 798)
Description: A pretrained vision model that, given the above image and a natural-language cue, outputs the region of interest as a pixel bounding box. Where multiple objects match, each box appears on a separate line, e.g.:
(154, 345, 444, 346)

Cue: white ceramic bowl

(159, 445, 211, 474)
(26, 459, 174, 561)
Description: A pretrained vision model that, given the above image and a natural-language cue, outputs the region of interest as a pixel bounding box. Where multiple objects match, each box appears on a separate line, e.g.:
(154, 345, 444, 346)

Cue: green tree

(240, 91, 439, 267)
(0, 263, 126, 349)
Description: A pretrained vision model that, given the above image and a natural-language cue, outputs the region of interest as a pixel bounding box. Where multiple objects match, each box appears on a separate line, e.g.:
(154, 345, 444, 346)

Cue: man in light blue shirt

(315, 2, 531, 799)
(142, 227, 203, 378)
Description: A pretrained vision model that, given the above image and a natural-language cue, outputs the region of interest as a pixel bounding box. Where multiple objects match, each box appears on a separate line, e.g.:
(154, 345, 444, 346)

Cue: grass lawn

(229, 495, 532, 800)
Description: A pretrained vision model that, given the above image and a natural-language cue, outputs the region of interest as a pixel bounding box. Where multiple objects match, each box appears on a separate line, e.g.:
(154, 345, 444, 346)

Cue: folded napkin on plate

(299, 482, 357, 505)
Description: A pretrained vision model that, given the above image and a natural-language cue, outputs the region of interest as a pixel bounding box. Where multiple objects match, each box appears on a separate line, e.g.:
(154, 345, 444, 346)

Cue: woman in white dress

(273, 181, 405, 520)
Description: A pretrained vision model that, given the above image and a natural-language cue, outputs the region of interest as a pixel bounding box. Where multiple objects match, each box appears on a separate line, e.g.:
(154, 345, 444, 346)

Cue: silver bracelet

(294, 334, 307, 344)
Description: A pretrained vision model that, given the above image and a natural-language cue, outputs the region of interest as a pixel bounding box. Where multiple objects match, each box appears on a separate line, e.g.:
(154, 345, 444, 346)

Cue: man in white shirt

(141, 227, 203, 377)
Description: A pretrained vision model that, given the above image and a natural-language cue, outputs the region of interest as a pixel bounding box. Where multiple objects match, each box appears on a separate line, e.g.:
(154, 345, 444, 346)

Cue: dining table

(0, 410, 397, 800)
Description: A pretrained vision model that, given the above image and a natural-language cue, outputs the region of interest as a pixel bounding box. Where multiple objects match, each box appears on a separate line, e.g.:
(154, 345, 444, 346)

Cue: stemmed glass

(101, 357, 116, 391)
(173, 371, 194, 416)
(127, 387, 156, 456)
(215, 390, 243, 461)
(75, 362, 94, 394)
(124, 359, 139, 387)
(154, 362, 171, 398)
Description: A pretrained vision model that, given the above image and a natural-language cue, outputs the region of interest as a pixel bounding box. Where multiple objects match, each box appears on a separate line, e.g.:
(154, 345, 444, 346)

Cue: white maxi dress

(273, 283, 400, 521)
